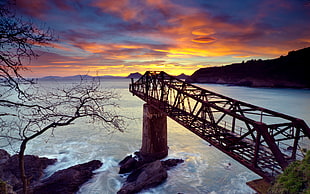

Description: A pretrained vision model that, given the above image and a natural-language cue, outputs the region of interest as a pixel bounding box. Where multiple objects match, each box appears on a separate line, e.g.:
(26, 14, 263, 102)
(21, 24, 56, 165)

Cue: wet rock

(117, 160, 168, 194)
(287, 146, 293, 151)
(0, 149, 102, 194)
(162, 159, 184, 170)
(118, 152, 184, 193)
(119, 155, 133, 166)
(119, 156, 138, 174)
(32, 160, 102, 194)
(0, 149, 57, 191)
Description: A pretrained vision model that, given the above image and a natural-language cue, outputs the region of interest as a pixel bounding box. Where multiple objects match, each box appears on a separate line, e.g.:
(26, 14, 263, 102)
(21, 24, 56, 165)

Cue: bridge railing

(130, 71, 310, 180)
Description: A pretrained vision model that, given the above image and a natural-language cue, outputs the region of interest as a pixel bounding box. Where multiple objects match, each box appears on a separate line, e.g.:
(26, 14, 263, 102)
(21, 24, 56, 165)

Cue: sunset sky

(12, 0, 310, 77)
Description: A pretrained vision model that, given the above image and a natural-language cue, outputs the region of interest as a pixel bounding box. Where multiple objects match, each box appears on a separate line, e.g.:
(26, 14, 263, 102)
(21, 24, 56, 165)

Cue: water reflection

(6, 80, 309, 193)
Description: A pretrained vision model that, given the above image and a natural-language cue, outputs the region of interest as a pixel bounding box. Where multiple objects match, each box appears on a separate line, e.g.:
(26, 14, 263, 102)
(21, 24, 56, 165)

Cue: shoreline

(189, 81, 310, 90)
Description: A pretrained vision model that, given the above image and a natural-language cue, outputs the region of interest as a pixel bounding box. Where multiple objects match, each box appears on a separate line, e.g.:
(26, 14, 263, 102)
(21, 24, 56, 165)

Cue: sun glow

(15, 0, 309, 78)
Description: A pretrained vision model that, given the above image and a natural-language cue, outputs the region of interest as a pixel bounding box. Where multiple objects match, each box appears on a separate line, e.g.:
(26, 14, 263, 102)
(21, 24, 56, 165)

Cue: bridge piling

(140, 103, 168, 161)
(130, 71, 310, 180)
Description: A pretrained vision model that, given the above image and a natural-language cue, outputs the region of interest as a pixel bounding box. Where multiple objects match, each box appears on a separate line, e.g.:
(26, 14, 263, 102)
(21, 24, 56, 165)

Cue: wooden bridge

(129, 71, 310, 181)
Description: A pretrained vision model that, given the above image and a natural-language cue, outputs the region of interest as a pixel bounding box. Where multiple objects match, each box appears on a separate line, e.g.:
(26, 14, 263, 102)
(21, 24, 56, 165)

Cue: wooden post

(140, 103, 168, 161)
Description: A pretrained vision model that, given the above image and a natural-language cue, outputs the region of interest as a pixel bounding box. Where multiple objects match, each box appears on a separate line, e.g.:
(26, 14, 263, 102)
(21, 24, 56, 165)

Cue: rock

(0, 149, 10, 164)
(118, 152, 184, 193)
(118, 160, 168, 194)
(0, 149, 102, 194)
(287, 146, 293, 151)
(119, 155, 133, 166)
(0, 179, 16, 194)
(0, 150, 57, 191)
(119, 156, 138, 174)
(162, 159, 184, 170)
(31, 160, 102, 194)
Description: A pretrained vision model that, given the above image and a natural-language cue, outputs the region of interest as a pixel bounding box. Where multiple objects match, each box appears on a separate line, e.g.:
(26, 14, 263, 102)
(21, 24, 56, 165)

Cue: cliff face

(187, 47, 310, 88)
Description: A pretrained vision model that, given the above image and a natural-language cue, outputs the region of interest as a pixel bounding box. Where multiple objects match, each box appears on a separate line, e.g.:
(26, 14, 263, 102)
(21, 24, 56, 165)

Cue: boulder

(0, 149, 103, 194)
(118, 160, 167, 194)
(0, 150, 57, 191)
(162, 159, 184, 170)
(31, 160, 102, 194)
(119, 156, 138, 174)
(0, 149, 10, 164)
(118, 152, 184, 194)
(119, 155, 133, 166)
(0, 179, 16, 194)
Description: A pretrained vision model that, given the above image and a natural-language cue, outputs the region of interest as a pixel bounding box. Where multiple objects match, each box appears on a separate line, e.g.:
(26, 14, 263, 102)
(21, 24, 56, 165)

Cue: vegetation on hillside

(269, 151, 310, 194)
(188, 47, 310, 88)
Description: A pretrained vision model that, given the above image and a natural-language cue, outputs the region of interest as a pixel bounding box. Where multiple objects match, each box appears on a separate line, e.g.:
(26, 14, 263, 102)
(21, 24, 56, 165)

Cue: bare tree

(0, 1, 54, 97)
(0, 3, 125, 193)
(1, 79, 125, 193)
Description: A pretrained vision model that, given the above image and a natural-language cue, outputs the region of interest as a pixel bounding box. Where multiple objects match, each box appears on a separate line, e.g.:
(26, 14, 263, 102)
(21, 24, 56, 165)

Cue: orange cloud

(192, 27, 215, 36)
(233, 55, 252, 58)
(192, 36, 216, 43)
(17, 0, 310, 78)
(49, 0, 298, 73)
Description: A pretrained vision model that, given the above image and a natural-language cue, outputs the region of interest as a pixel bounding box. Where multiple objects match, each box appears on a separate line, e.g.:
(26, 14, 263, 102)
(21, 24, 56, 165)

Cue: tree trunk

(19, 140, 28, 194)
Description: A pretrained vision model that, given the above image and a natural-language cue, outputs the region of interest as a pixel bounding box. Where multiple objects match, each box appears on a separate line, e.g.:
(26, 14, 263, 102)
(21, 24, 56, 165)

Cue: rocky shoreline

(117, 152, 184, 194)
(1, 149, 184, 194)
(0, 149, 102, 194)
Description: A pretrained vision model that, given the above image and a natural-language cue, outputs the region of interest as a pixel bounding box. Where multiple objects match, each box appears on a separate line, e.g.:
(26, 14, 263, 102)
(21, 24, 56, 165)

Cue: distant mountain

(39, 75, 125, 80)
(126, 72, 189, 79)
(65, 75, 93, 79)
(187, 47, 310, 88)
(39, 76, 62, 80)
(98, 75, 124, 79)
(127, 72, 142, 79)
(40, 73, 147, 80)
(176, 73, 190, 80)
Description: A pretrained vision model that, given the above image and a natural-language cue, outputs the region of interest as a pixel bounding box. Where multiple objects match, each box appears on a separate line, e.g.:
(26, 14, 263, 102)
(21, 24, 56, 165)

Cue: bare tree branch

(0, 3, 126, 193)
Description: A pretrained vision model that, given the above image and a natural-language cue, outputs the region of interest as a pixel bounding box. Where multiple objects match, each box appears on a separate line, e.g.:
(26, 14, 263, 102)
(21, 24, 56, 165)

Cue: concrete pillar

(140, 103, 168, 161)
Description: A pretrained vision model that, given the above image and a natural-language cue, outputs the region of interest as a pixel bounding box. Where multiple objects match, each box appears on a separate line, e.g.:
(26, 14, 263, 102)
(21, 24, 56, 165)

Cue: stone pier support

(140, 103, 168, 161)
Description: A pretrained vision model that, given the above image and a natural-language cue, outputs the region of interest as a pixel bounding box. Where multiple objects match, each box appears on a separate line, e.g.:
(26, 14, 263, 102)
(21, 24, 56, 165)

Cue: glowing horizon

(12, 0, 310, 78)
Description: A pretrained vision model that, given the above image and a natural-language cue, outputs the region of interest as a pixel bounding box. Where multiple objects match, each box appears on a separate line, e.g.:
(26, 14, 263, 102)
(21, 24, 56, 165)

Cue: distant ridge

(39, 75, 126, 80)
(126, 72, 142, 79)
(176, 73, 190, 80)
(187, 47, 310, 88)
(126, 72, 189, 80)
(39, 72, 191, 81)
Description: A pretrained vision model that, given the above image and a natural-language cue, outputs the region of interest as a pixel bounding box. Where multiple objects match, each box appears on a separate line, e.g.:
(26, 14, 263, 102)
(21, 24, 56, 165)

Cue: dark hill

(187, 47, 310, 88)
(176, 73, 190, 80)
(127, 72, 142, 79)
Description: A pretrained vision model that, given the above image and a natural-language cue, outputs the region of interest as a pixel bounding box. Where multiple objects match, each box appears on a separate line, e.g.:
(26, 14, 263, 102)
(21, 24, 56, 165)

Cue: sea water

(5, 79, 310, 194)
